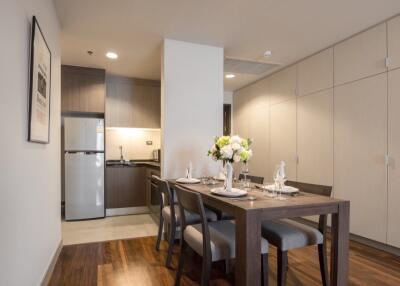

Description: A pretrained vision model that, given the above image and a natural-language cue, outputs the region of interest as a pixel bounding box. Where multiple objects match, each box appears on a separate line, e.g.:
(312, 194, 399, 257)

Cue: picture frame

(28, 16, 52, 144)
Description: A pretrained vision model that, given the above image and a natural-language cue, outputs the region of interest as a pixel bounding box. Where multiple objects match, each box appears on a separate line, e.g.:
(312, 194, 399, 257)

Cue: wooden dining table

(168, 180, 350, 286)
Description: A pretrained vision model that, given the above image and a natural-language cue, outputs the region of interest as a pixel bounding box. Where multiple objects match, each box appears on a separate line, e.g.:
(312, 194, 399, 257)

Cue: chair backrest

(174, 185, 212, 260)
(286, 181, 332, 235)
(152, 175, 175, 212)
(285, 181, 332, 197)
(238, 174, 264, 184)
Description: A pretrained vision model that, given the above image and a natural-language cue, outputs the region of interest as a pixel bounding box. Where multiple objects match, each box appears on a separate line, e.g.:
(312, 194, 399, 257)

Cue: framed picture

(28, 16, 51, 143)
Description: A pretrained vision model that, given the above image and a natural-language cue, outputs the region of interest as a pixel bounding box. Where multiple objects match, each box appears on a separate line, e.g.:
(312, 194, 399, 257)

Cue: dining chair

(238, 174, 264, 184)
(174, 185, 269, 286)
(152, 176, 218, 267)
(261, 181, 332, 286)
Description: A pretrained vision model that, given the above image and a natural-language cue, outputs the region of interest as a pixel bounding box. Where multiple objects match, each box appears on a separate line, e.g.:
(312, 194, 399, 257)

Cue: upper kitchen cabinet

(388, 15, 400, 70)
(334, 73, 387, 243)
(106, 76, 161, 128)
(297, 48, 333, 96)
(334, 23, 387, 86)
(61, 65, 105, 114)
(268, 65, 297, 105)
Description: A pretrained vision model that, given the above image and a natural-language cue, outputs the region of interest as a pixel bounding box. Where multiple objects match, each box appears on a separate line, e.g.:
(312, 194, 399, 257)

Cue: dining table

(168, 180, 350, 286)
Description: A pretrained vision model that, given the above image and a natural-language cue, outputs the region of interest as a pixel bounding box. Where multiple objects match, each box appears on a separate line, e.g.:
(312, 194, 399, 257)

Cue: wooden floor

(49, 236, 400, 286)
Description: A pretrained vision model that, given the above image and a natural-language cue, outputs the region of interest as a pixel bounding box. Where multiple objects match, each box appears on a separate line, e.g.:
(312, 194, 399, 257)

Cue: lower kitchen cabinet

(106, 166, 147, 209)
(146, 167, 161, 221)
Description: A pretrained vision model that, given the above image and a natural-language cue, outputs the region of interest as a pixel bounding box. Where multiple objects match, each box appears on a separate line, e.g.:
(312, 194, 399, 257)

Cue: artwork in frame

(28, 16, 51, 143)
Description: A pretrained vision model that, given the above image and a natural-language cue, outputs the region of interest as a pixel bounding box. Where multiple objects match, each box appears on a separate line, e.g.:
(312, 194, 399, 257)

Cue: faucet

(119, 145, 124, 162)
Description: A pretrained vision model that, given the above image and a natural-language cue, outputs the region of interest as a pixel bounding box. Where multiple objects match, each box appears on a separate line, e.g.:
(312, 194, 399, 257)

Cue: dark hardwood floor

(49, 236, 400, 286)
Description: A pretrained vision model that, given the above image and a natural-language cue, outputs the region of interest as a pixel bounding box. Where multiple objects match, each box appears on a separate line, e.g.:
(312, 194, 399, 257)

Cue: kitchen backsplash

(106, 128, 161, 160)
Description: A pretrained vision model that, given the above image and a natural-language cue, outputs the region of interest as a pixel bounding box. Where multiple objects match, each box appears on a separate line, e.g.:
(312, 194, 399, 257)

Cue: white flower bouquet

(207, 135, 253, 192)
(207, 135, 253, 164)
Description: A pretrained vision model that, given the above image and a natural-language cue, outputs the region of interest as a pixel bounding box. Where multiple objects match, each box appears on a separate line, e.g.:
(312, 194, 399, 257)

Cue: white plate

(213, 176, 225, 181)
(263, 184, 299, 194)
(210, 187, 248, 197)
(176, 178, 201, 184)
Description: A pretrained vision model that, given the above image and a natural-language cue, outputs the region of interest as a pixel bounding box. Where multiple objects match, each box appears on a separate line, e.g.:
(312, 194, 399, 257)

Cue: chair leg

(318, 243, 330, 286)
(166, 222, 176, 267)
(175, 240, 187, 286)
(277, 250, 288, 286)
(201, 255, 212, 286)
(261, 253, 269, 286)
(156, 215, 164, 251)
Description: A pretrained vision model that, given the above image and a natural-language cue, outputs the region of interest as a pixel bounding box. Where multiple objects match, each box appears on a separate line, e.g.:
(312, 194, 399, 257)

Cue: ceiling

(54, 0, 400, 91)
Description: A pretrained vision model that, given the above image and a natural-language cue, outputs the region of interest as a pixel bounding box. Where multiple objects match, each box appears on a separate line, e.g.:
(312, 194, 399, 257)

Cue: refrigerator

(64, 117, 105, 220)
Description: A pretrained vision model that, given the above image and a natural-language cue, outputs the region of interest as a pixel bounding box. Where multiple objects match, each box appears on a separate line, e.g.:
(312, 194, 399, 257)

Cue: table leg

(330, 201, 350, 286)
(235, 210, 261, 286)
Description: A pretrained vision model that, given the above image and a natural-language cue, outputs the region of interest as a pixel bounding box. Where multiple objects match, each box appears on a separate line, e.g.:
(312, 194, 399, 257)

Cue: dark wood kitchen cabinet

(106, 75, 160, 128)
(106, 166, 147, 208)
(61, 65, 105, 114)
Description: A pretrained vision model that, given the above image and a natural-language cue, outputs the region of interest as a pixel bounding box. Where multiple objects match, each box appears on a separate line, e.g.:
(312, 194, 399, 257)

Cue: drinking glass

(242, 162, 250, 184)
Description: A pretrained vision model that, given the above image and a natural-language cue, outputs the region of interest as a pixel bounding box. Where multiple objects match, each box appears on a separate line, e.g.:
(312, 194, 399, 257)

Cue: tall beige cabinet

(232, 14, 400, 248)
(388, 69, 400, 248)
(334, 74, 388, 243)
(233, 80, 269, 180)
(297, 48, 334, 186)
(269, 66, 297, 180)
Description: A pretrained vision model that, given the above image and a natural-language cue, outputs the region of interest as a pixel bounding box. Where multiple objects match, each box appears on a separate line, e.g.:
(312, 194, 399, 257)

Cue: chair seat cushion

(261, 219, 323, 251)
(162, 205, 217, 225)
(184, 220, 268, 262)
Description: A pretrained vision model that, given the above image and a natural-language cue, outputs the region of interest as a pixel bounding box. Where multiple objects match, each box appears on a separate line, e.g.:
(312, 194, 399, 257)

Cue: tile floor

(62, 214, 158, 245)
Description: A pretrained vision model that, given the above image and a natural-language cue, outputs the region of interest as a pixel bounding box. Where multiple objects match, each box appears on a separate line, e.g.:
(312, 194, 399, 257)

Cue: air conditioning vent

(224, 58, 279, 75)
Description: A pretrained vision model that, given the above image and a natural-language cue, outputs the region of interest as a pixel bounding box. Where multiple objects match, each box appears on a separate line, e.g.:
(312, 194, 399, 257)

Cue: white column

(161, 39, 224, 179)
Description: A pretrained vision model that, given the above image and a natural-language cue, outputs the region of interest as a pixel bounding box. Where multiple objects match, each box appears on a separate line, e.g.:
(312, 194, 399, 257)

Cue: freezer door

(65, 152, 104, 220)
(64, 117, 104, 151)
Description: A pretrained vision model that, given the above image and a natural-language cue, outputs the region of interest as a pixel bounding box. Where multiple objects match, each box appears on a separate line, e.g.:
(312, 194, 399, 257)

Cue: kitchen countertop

(106, 160, 160, 169)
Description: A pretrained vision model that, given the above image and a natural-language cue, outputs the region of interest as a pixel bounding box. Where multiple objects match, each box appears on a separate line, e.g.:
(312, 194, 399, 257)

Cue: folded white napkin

(264, 184, 299, 193)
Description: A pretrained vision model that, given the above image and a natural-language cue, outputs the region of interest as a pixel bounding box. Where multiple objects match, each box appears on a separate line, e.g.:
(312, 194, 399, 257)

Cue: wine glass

(242, 162, 251, 188)
(276, 165, 287, 201)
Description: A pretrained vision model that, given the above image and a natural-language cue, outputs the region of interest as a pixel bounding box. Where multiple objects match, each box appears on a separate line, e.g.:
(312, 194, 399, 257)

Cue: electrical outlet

(146, 140, 153, 145)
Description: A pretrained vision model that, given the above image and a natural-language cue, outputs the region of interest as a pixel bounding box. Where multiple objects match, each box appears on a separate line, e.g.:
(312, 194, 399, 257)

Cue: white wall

(0, 1, 61, 285)
(224, 91, 233, 104)
(161, 39, 223, 178)
(106, 128, 161, 160)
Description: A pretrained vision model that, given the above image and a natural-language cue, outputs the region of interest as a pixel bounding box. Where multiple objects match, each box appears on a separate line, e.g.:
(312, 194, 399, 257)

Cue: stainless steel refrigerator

(64, 117, 105, 220)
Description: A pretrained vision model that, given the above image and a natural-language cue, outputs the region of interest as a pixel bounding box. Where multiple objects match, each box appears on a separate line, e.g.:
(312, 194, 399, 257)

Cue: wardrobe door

(268, 65, 297, 105)
(297, 48, 334, 96)
(248, 80, 270, 180)
(334, 74, 387, 243)
(334, 23, 387, 86)
(270, 99, 297, 180)
(388, 15, 400, 70)
(388, 69, 400, 247)
(297, 89, 333, 185)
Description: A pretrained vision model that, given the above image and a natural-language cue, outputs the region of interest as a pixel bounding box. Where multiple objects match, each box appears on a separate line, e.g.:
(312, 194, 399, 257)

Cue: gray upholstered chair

(152, 176, 218, 267)
(174, 185, 269, 286)
(261, 181, 332, 286)
(238, 174, 264, 184)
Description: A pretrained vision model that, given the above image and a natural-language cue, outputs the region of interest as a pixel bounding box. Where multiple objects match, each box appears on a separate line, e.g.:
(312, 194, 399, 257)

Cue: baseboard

(41, 239, 63, 286)
(295, 217, 400, 257)
(106, 206, 150, 216)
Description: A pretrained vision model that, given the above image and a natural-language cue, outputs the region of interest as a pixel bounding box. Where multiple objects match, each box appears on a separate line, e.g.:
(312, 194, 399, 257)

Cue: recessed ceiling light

(106, 52, 118, 59)
(225, 74, 235, 79)
(264, 50, 272, 57)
